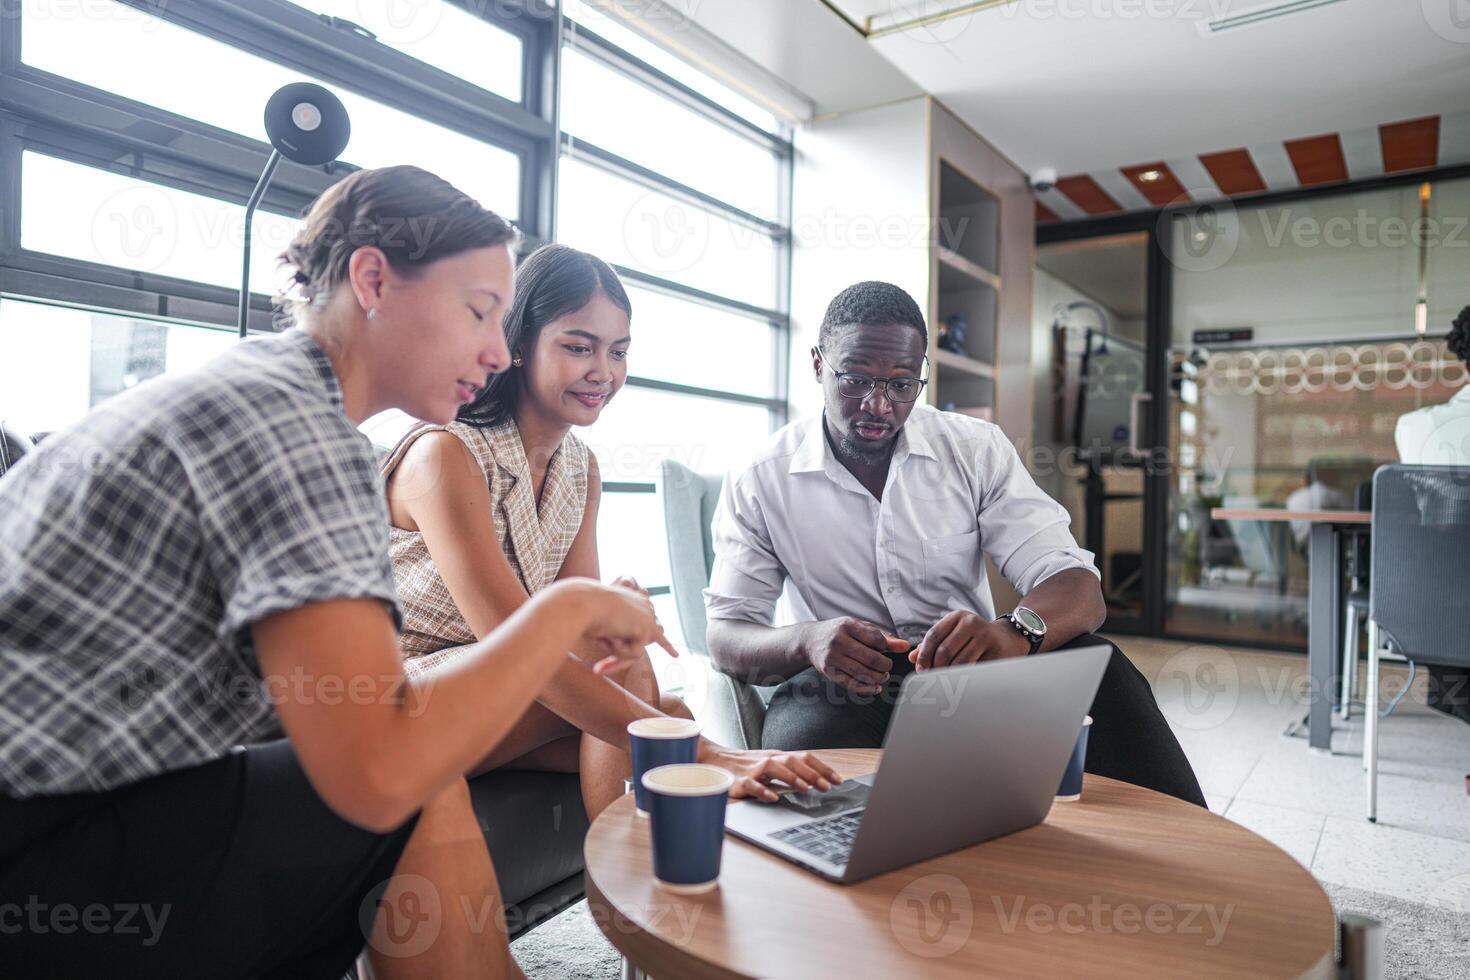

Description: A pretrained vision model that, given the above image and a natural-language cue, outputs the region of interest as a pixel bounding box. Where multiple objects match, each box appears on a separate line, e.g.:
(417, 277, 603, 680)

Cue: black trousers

(0, 739, 419, 980)
(760, 633, 1207, 807)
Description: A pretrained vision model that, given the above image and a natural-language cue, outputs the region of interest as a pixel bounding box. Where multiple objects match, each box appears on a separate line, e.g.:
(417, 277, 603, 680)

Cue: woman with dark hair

(383, 243, 839, 819)
(0, 166, 708, 980)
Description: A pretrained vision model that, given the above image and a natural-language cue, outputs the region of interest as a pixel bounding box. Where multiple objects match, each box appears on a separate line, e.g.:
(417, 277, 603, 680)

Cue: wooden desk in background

(1211, 508, 1371, 750)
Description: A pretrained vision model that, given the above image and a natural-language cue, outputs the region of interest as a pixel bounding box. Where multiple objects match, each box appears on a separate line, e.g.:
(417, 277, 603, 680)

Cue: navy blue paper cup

(628, 717, 700, 815)
(642, 763, 734, 894)
(1056, 714, 1093, 801)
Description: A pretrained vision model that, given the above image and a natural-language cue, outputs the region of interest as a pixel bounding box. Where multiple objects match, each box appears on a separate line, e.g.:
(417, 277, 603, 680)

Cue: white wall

(788, 97, 932, 423)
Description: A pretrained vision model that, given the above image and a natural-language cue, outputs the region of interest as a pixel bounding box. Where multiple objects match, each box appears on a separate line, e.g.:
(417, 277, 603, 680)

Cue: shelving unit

(792, 97, 1033, 442)
(930, 159, 1000, 418)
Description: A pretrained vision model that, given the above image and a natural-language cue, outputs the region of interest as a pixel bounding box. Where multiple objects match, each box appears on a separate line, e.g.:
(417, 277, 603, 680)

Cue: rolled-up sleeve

(977, 430, 1098, 597)
(703, 471, 787, 625)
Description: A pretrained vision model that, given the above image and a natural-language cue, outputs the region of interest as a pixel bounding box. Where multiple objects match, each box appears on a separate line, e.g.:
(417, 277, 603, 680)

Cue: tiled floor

(1115, 635, 1470, 915)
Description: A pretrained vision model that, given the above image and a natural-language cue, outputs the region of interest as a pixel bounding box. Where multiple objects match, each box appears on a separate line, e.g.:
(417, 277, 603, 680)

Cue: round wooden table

(584, 750, 1336, 979)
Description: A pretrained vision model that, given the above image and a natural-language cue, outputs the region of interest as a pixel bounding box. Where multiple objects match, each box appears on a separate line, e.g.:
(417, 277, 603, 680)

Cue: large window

(1, 0, 555, 434)
(559, 3, 794, 666)
(0, 298, 236, 437)
(0, 0, 792, 687)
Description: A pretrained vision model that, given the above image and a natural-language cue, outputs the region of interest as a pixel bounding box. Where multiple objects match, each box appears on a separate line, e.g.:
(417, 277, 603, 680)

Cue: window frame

(558, 12, 794, 438)
(0, 0, 559, 331)
(556, 7, 795, 614)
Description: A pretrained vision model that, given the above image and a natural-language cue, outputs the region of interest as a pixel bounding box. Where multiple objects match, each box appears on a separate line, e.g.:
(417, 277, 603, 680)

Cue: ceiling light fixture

(1203, 0, 1348, 34)
(1137, 169, 1163, 183)
(861, 0, 1018, 40)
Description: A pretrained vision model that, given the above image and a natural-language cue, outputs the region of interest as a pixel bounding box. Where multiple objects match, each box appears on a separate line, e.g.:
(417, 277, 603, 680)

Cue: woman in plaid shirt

(0, 165, 840, 979)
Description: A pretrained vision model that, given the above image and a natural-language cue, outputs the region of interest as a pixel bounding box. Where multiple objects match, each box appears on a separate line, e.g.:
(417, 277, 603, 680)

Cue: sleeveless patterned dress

(382, 418, 589, 674)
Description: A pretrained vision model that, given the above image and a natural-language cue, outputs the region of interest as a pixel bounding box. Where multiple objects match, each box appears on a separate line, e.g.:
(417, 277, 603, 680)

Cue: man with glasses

(704, 281, 1204, 804)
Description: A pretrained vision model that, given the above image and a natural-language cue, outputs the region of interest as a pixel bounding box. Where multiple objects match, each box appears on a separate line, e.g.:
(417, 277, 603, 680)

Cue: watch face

(1015, 607, 1046, 634)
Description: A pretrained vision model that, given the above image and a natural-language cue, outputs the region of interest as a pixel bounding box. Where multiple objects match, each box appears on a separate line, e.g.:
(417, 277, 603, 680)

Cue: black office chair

(1363, 464, 1470, 821)
(1339, 480, 1373, 718)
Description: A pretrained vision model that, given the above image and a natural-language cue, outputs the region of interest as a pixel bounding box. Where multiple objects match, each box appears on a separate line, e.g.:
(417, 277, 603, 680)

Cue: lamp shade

(263, 82, 350, 166)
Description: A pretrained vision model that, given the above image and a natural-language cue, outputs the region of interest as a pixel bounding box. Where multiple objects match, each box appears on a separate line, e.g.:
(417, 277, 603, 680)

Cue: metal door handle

(1128, 392, 1152, 457)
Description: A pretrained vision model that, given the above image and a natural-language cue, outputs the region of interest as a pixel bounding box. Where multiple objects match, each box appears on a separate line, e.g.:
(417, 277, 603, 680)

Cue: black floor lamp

(238, 82, 350, 338)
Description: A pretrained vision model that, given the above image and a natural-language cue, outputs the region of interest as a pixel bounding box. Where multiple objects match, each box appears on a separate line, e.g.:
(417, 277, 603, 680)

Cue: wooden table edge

(583, 751, 1338, 980)
(1210, 508, 1370, 524)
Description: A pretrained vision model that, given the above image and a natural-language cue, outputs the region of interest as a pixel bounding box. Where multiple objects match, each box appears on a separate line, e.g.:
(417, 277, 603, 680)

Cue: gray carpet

(1322, 881, 1470, 980)
(510, 886, 1470, 979)
(510, 901, 621, 980)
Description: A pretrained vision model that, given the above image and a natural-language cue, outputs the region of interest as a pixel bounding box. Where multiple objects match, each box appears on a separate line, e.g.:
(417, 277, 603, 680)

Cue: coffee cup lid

(627, 717, 701, 739)
(641, 763, 734, 796)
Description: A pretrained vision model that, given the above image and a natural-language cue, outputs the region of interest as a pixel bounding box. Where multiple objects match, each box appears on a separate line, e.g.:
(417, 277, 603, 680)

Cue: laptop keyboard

(770, 809, 865, 866)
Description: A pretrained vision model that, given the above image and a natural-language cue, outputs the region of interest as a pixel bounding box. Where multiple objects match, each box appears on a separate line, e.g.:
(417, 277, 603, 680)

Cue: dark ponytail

(458, 243, 631, 428)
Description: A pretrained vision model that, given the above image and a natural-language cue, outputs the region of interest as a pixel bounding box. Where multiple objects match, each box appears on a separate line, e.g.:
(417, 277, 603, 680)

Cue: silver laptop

(725, 645, 1111, 884)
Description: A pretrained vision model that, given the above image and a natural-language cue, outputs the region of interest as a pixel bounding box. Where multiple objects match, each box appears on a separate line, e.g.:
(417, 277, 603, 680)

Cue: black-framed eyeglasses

(816, 346, 929, 403)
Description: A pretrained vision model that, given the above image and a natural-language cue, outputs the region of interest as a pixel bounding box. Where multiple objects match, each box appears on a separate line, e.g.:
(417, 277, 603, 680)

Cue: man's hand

(911, 611, 1028, 671)
(802, 618, 909, 695)
(699, 744, 845, 802)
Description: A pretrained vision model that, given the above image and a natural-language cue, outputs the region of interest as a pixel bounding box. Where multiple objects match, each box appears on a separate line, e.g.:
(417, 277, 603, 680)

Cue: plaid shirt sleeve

(176, 372, 401, 643)
(0, 330, 401, 798)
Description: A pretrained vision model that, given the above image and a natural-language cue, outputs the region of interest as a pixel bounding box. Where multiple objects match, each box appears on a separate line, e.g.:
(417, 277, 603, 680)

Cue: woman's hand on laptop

(801, 618, 910, 695)
(699, 743, 845, 802)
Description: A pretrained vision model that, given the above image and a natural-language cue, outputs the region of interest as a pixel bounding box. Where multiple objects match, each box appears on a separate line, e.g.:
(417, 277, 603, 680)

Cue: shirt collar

(1452, 385, 1470, 404)
(285, 327, 346, 414)
(788, 409, 939, 477)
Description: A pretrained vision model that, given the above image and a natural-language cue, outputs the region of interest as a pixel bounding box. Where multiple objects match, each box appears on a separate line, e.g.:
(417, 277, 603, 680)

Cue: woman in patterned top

(383, 244, 838, 819)
(0, 166, 842, 980)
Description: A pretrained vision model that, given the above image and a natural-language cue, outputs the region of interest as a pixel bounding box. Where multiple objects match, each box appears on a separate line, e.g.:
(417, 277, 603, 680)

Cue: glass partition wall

(1164, 176, 1470, 647)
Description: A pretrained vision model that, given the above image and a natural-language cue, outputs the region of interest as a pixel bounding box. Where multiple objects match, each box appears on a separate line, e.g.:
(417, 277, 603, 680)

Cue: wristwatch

(1003, 606, 1047, 656)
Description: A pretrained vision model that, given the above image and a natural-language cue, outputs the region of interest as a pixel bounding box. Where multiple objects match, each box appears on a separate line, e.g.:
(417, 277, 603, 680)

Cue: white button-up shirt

(704, 405, 1098, 643)
(1395, 385, 1470, 465)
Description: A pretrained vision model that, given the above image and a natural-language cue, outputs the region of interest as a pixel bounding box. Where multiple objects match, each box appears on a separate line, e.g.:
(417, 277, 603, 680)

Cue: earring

(511, 356, 523, 367)
(366, 307, 378, 321)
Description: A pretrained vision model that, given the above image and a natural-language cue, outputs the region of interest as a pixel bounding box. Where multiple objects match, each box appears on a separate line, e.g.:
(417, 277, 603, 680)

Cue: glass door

(1035, 232, 1156, 632)
(1162, 176, 1470, 647)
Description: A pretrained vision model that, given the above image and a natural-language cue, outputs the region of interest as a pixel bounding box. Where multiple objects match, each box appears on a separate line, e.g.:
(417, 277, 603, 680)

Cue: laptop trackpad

(777, 780, 870, 818)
